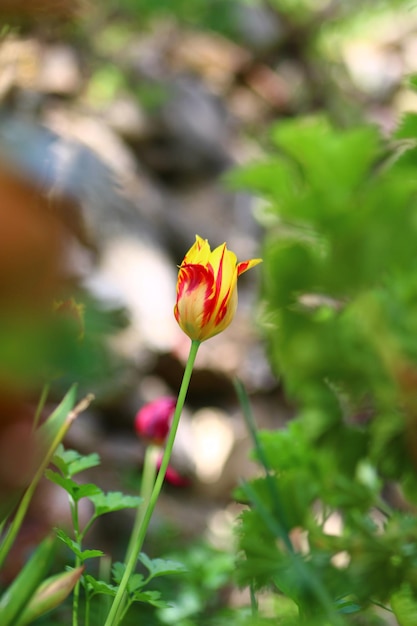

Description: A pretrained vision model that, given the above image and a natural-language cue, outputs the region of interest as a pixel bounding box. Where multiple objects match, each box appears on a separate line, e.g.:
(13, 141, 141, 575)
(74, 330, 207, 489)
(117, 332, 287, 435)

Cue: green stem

(72, 555, 82, 626)
(70, 497, 82, 626)
(85, 591, 91, 626)
(103, 339, 200, 626)
(98, 555, 112, 624)
(125, 445, 159, 563)
(117, 603, 130, 624)
(71, 498, 81, 626)
(250, 582, 258, 617)
(114, 445, 159, 623)
(32, 382, 50, 431)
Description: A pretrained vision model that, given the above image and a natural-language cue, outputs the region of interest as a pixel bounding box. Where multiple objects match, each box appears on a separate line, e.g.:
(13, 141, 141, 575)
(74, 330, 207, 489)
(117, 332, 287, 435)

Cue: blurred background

(1, 0, 417, 623)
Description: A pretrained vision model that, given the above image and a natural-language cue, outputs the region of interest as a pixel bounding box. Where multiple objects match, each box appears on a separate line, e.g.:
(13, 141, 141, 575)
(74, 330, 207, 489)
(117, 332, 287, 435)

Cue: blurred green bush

(229, 86, 417, 623)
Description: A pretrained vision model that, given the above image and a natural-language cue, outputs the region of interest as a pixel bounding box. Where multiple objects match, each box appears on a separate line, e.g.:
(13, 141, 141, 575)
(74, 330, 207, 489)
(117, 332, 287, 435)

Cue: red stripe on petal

(175, 263, 216, 338)
(237, 258, 262, 276)
(215, 246, 225, 296)
(237, 260, 250, 276)
(178, 264, 212, 295)
(204, 246, 225, 325)
(215, 286, 231, 325)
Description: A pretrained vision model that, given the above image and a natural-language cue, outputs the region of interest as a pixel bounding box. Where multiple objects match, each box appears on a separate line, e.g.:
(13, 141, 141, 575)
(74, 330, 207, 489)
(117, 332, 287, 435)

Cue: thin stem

(114, 445, 159, 623)
(250, 582, 258, 617)
(32, 382, 50, 431)
(116, 603, 130, 625)
(103, 339, 200, 626)
(71, 497, 81, 626)
(125, 445, 159, 563)
(79, 515, 98, 543)
(98, 555, 112, 624)
(85, 591, 91, 626)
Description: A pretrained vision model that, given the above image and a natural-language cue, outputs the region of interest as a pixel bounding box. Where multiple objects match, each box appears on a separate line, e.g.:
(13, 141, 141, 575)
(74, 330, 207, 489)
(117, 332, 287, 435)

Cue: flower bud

(134, 397, 176, 446)
(174, 235, 262, 342)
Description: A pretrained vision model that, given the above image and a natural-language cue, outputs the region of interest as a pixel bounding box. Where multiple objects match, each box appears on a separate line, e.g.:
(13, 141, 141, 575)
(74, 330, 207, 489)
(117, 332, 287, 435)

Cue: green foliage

(89, 491, 143, 516)
(55, 529, 104, 561)
(78, 554, 186, 621)
(110, 0, 236, 34)
(155, 541, 236, 626)
(230, 109, 417, 623)
(138, 553, 187, 579)
(43, 445, 183, 623)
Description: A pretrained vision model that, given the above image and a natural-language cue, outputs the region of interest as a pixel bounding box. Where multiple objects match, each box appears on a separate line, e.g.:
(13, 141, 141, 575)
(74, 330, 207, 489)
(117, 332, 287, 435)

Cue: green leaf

(48, 445, 68, 475)
(334, 596, 362, 615)
(89, 491, 142, 516)
(139, 553, 187, 579)
(38, 386, 77, 450)
(111, 561, 125, 584)
(84, 575, 117, 597)
(44, 469, 75, 492)
(131, 589, 170, 608)
(392, 585, 417, 626)
(55, 529, 103, 560)
(68, 453, 101, 476)
(51, 447, 101, 477)
(45, 470, 101, 502)
(394, 112, 417, 140)
(111, 563, 145, 592)
(407, 73, 417, 94)
(271, 117, 380, 196)
(72, 483, 102, 501)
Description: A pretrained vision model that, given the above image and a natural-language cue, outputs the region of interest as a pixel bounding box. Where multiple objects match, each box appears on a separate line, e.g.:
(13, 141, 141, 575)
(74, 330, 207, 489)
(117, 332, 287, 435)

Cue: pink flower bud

(134, 397, 176, 445)
(156, 455, 191, 487)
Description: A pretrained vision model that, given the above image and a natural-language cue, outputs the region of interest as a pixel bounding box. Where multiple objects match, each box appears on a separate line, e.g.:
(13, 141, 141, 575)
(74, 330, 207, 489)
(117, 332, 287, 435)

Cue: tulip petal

(183, 235, 210, 266)
(209, 246, 237, 326)
(174, 263, 216, 340)
(237, 258, 263, 276)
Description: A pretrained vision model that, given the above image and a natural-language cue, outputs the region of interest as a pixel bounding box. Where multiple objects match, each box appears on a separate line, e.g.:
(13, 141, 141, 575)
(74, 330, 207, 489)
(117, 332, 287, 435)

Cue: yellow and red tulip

(174, 235, 262, 342)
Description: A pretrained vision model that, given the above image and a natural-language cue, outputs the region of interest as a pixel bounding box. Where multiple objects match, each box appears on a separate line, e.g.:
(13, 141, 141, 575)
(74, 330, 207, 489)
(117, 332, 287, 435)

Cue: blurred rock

(190, 408, 235, 485)
(42, 103, 170, 260)
(152, 180, 261, 267)
(132, 76, 233, 185)
(169, 30, 249, 92)
(343, 39, 403, 98)
(38, 44, 82, 96)
(104, 95, 148, 142)
(0, 36, 82, 104)
(0, 37, 41, 94)
(153, 352, 236, 407)
(232, 3, 284, 53)
(85, 235, 179, 355)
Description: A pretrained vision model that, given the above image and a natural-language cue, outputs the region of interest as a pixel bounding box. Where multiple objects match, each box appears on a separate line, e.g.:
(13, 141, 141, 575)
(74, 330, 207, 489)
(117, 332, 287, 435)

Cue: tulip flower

(105, 237, 261, 625)
(134, 397, 176, 446)
(174, 235, 262, 342)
